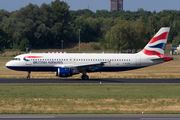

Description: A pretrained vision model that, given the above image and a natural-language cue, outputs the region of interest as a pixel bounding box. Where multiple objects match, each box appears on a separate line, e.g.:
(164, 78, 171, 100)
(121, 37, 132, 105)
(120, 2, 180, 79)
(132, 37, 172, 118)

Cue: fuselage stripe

(25, 56, 43, 58)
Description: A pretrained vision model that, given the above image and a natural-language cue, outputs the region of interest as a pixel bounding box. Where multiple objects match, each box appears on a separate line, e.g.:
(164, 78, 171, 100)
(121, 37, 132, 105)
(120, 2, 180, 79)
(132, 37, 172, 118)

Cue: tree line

(1, 0, 180, 52)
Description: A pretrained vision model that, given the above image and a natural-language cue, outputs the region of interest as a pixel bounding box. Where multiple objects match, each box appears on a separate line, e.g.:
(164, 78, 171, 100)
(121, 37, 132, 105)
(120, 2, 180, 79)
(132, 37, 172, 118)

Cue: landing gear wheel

(81, 75, 89, 80)
(27, 76, 30, 80)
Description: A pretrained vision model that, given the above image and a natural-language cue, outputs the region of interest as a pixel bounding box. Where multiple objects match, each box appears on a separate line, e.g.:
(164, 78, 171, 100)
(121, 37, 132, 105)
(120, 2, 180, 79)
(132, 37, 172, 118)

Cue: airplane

(6, 27, 173, 80)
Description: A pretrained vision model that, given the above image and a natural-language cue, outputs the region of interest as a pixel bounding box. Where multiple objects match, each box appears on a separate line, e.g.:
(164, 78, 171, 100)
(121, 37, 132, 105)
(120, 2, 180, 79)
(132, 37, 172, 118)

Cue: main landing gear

(81, 72, 89, 80)
(27, 71, 31, 80)
(81, 75, 89, 80)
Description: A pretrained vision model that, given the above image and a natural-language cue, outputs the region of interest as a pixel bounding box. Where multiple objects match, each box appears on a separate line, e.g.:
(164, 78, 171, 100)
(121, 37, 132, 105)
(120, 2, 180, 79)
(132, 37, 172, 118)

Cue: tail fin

(141, 27, 170, 57)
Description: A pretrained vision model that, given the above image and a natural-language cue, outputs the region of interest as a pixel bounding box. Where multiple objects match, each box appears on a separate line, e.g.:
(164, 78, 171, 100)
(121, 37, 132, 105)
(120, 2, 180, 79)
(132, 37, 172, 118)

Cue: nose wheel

(27, 71, 31, 80)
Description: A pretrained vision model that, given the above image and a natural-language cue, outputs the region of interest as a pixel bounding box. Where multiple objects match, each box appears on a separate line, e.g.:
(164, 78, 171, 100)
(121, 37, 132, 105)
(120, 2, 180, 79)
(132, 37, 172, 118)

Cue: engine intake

(56, 68, 73, 77)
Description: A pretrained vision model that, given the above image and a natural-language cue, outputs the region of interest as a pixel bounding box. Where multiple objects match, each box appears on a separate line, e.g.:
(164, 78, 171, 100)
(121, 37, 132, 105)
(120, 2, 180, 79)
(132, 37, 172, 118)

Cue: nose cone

(6, 61, 13, 69)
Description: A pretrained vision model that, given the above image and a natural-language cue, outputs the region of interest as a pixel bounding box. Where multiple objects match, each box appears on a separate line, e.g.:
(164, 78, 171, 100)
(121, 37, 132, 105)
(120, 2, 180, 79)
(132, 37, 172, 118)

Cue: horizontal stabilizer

(151, 55, 173, 62)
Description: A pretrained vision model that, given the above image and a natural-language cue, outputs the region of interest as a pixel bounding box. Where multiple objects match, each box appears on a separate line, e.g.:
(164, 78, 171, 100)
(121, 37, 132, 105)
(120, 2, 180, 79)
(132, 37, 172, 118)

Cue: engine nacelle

(55, 68, 73, 77)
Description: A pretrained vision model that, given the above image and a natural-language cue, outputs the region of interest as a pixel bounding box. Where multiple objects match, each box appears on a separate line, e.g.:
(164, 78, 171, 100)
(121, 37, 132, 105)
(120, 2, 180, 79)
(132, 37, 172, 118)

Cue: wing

(74, 62, 107, 72)
(54, 62, 107, 72)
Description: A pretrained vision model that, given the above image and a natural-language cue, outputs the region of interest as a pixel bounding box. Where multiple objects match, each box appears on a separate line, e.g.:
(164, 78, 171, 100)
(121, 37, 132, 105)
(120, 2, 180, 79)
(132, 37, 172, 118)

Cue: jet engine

(56, 68, 73, 77)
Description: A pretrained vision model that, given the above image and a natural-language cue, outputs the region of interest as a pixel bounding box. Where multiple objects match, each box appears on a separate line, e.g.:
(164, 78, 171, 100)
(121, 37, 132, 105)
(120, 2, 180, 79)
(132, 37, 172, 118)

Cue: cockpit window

(12, 58, 21, 61)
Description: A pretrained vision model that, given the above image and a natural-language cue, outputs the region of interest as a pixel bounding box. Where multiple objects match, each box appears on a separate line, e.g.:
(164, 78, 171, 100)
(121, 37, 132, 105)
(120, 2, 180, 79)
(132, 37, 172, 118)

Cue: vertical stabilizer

(141, 27, 170, 57)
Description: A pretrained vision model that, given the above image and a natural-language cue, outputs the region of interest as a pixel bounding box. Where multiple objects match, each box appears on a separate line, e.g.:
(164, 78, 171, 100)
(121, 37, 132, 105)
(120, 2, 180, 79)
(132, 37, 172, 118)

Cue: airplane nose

(6, 61, 12, 68)
(6, 62, 9, 68)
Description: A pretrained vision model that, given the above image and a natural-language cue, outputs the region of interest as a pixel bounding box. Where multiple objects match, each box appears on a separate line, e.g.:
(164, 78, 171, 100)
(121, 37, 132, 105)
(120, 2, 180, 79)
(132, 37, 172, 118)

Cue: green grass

(0, 84, 179, 99)
(0, 85, 180, 114)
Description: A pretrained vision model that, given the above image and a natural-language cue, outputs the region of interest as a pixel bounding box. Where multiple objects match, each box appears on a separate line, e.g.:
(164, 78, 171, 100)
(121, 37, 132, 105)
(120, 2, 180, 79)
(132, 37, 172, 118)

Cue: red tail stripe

(142, 49, 163, 58)
(149, 32, 169, 44)
(25, 56, 43, 58)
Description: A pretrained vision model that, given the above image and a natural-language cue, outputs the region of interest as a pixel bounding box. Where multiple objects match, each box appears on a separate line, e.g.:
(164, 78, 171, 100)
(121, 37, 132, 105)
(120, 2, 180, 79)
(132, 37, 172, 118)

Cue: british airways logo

(23, 58, 29, 61)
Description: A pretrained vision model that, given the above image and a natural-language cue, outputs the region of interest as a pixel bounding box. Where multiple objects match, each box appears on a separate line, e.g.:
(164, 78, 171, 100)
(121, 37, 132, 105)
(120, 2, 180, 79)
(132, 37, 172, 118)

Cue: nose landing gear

(27, 71, 31, 80)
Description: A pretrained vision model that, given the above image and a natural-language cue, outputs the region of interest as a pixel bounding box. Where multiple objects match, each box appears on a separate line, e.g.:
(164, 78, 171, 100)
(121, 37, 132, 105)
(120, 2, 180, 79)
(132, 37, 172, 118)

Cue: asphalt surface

(0, 114, 180, 120)
(0, 78, 180, 84)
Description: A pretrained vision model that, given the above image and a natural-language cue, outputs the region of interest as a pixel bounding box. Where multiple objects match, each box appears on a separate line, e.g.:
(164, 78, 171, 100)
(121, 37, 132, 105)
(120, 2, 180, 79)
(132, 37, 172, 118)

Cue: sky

(0, 0, 180, 12)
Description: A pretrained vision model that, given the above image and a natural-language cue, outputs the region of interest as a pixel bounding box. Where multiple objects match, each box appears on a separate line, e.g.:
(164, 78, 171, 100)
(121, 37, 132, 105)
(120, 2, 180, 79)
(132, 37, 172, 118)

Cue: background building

(111, 0, 123, 11)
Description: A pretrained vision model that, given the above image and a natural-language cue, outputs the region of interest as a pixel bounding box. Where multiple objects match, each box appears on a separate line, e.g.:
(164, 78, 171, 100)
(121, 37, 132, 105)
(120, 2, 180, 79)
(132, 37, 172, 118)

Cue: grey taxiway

(0, 78, 180, 84)
(0, 114, 180, 120)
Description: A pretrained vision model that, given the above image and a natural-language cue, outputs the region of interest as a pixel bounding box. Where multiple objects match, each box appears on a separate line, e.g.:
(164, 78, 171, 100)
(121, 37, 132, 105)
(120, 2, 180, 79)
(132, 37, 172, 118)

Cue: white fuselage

(6, 52, 161, 72)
